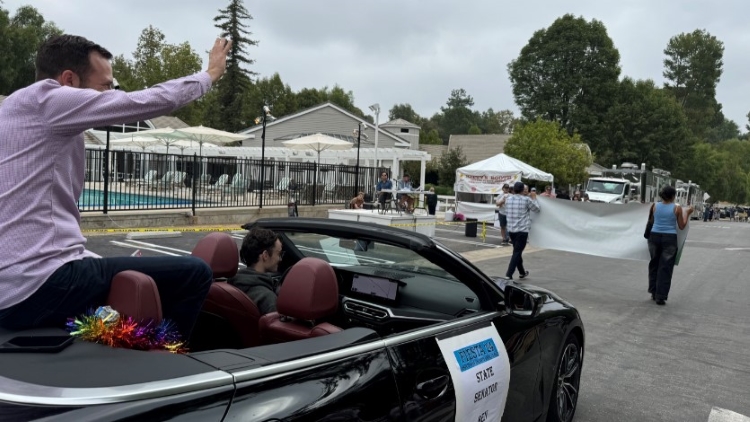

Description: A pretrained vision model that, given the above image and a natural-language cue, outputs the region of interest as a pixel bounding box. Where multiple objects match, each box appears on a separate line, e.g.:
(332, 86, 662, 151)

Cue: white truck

(585, 162, 678, 204)
(585, 177, 633, 203)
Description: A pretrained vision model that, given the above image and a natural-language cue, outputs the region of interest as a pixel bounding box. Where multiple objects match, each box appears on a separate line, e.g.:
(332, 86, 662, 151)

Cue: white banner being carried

(436, 322, 510, 422)
(528, 197, 689, 263)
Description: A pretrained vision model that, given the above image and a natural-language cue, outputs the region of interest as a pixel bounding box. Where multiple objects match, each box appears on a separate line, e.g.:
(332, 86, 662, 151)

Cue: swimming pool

(78, 189, 195, 208)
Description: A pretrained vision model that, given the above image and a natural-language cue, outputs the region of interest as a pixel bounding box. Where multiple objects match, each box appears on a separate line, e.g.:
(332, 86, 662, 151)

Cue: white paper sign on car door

(436, 322, 510, 422)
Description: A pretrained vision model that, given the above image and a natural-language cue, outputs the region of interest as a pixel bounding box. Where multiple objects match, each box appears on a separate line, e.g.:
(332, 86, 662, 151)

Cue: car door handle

(415, 374, 450, 399)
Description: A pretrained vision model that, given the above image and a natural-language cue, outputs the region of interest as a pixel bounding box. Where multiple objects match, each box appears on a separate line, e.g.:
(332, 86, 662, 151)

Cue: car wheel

(547, 334, 582, 422)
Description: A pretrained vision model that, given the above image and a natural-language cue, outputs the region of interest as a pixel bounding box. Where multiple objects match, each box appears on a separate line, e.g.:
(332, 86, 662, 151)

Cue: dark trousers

(506, 231, 528, 278)
(428, 204, 436, 215)
(0, 256, 213, 338)
(648, 232, 678, 300)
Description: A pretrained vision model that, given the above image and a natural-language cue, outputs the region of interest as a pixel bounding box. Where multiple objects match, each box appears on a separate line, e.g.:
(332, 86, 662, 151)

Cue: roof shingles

(448, 134, 511, 164)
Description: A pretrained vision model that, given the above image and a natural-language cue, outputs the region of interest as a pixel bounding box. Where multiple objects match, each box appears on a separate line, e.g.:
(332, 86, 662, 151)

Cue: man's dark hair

(239, 228, 279, 266)
(35, 34, 113, 82)
(660, 185, 677, 201)
(513, 181, 525, 194)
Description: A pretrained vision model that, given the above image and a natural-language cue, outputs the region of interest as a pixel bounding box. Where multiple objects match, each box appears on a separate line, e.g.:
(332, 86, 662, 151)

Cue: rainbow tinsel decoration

(66, 307, 187, 354)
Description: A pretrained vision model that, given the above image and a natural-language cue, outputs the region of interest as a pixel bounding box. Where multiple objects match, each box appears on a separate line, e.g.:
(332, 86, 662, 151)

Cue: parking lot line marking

(708, 407, 750, 421)
(432, 236, 501, 248)
(113, 239, 250, 266)
(122, 240, 193, 255)
(109, 241, 181, 256)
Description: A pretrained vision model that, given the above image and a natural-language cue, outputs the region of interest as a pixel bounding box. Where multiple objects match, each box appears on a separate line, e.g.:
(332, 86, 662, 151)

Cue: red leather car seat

(191, 232, 261, 348)
(259, 257, 342, 344)
(106, 270, 163, 323)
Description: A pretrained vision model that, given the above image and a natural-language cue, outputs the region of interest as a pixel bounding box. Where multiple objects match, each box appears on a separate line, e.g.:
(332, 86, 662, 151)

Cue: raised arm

(528, 192, 540, 212)
(44, 38, 231, 137)
(676, 205, 693, 230)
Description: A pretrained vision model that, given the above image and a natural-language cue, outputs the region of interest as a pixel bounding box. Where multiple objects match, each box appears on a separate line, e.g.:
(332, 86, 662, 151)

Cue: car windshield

(280, 232, 458, 281)
(587, 180, 625, 194)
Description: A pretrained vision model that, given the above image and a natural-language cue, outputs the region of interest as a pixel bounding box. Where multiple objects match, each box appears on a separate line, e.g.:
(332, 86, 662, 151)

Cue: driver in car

(229, 228, 284, 315)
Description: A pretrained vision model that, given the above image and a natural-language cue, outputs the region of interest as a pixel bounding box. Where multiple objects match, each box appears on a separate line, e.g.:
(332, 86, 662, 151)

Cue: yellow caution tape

(82, 226, 241, 234)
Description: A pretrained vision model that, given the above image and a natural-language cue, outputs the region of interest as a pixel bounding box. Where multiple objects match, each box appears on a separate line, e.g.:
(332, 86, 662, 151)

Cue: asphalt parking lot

(83, 219, 750, 422)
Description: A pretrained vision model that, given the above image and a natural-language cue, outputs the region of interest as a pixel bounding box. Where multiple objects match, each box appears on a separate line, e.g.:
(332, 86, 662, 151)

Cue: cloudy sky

(5, 0, 749, 128)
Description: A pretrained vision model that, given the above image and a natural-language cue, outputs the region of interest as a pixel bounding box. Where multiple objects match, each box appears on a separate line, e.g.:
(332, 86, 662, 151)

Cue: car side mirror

(505, 285, 542, 318)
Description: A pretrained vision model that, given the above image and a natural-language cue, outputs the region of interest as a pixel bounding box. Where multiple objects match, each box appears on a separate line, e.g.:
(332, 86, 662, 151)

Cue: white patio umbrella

(282, 133, 353, 167)
(111, 127, 183, 154)
(283, 133, 353, 192)
(172, 125, 249, 155)
(109, 134, 163, 151)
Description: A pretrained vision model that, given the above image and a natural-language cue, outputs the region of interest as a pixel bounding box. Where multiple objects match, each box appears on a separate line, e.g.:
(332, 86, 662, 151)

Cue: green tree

(439, 88, 477, 140)
(419, 129, 442, 145)
(468, 124, 482, 134)
(495, 109, 517, 134)
(705, 118, 740, 144)
(746, 111, 750, 132)
(437, 146, 467, 187)
(113, 26, 204, 125)
(682, 143, 722, 200)
(247, 73, 297, 119)
(508, 14, 621, 155)
(211, 0, 259, 131)
(388, 103, 422, 124)
(663, 29, 724, 137)
(294, 87, 326, 110)
(0, 5, 62, 94)
(600, 78, 693, 173)
(504, 118, 592, 186)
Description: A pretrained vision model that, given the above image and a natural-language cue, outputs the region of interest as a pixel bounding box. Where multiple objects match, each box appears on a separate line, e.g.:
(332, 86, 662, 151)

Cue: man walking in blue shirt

(497, 182, 540, 279)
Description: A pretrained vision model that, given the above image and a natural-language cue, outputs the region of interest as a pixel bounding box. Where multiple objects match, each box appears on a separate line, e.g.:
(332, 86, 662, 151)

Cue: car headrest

(277, 257, 339, 321)
(191, 232, 239, 279)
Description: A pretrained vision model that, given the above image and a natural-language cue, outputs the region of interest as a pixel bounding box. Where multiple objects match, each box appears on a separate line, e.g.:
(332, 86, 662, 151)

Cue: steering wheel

(271, 265, 295, 293)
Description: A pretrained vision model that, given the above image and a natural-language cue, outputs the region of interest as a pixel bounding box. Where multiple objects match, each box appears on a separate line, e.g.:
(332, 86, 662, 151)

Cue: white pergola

(89, 145, 432, 186)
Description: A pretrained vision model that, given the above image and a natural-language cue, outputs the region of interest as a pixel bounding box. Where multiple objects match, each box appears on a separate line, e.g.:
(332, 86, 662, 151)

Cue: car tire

(546, 334, 582, 422)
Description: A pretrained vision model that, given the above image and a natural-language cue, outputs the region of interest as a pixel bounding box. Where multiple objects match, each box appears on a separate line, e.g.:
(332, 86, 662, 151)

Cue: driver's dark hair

(659, 185, 677, 201)
(239, 227, 279, 266)
(35, 34, 113, 82)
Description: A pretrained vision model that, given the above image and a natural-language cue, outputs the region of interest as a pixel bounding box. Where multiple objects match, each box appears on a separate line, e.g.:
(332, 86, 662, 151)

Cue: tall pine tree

(209, 0, 259, 132)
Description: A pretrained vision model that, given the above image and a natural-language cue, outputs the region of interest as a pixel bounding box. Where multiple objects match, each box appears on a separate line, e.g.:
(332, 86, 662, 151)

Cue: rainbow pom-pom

(66, 307, 187, 354)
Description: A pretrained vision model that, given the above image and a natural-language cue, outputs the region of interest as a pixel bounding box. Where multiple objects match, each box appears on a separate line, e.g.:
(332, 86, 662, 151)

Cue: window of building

(92, 121, 153, 133)
(400, 128, 409, 133)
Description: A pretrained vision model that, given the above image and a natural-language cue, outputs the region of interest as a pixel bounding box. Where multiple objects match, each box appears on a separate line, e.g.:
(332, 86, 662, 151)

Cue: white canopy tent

(454, 153, 554, 221)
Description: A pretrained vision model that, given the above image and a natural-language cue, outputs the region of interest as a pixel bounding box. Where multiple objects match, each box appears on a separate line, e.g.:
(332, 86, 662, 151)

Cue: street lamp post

(256, 105, 274, 209)
(352, 122, 366, 197)
(369, 104, 380, 168)
(102, 78, 121, 215)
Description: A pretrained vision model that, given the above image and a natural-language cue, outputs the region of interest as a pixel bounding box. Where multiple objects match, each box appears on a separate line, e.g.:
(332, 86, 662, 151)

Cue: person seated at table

(375, 172, 393, 207)
(397, 174, 417, 213)
(350, 192, 365, 209)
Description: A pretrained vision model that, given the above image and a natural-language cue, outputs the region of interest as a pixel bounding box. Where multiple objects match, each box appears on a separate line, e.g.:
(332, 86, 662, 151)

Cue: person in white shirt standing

(497, 182, 540, 279)
(494, 183, 511, 245)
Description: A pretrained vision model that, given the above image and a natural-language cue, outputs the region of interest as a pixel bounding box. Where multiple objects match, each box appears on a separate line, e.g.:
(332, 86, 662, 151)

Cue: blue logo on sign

(453, 338, 499, 372)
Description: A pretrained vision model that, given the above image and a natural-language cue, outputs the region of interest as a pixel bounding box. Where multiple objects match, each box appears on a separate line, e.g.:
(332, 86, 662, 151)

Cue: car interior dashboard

(327, 265, 482, 335)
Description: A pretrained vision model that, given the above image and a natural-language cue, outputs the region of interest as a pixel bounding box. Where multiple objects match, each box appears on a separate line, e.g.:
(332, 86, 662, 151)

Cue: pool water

(78, 189, 194, 208)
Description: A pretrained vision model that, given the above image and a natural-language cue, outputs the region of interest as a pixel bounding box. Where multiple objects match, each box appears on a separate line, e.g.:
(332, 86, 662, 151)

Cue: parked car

(0, 218, 584, 422)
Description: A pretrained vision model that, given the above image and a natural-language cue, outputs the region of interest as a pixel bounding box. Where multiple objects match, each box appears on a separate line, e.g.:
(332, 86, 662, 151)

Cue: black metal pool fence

(80, 149, 387, 213)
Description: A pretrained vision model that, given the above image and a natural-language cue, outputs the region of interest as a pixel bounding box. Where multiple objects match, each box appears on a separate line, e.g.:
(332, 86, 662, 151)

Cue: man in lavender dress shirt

(0, 34, 232, 338)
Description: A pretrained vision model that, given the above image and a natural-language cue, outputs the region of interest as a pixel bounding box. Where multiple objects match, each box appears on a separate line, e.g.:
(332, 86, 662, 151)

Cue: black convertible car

(0, 218, 584, 421)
